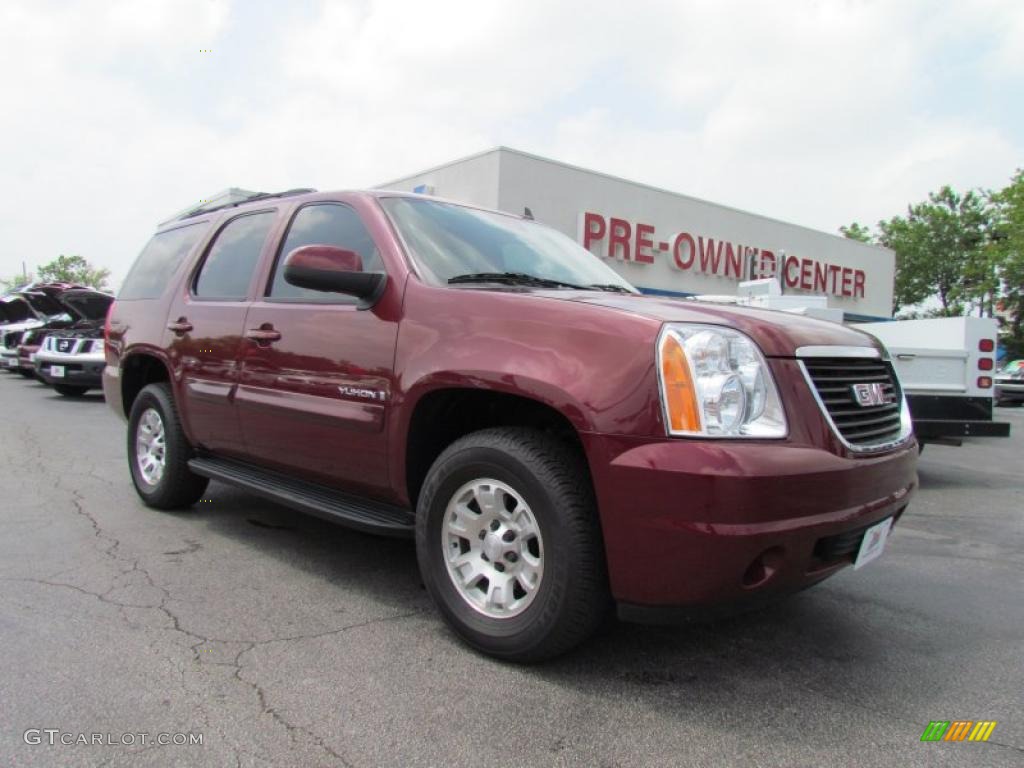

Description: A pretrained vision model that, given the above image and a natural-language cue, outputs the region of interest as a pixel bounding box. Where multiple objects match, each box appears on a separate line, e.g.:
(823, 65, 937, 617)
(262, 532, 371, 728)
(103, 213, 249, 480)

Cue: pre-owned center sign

(378, 147, 895, 318)
(580, 212, 867, 299)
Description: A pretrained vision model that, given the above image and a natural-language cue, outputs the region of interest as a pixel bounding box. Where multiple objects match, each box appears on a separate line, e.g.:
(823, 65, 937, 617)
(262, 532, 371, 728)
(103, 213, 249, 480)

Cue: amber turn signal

(660, 333, 701, 433)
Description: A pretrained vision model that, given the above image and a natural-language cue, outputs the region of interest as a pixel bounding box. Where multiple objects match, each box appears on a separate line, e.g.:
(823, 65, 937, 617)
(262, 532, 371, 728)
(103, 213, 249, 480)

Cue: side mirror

(282, 245, 386, 308)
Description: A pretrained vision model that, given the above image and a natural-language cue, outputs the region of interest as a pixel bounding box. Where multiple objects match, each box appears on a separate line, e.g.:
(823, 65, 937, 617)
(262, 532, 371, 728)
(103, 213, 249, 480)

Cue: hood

(0, 296, 35, 324)
(552, 292, 885, 358)
(57, 289, 114, 322)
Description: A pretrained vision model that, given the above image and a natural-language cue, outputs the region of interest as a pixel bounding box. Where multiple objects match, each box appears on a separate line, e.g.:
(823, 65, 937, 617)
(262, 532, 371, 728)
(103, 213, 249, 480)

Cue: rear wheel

(54, 384, 89, 397)
(416, 427, 608, 662)
(127, 382, 208, 509)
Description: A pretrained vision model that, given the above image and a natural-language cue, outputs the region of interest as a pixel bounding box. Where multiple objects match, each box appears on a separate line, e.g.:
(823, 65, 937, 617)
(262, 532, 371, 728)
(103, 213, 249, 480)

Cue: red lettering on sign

(608, 218, 632, 261)
(582, 212, 606, 252)
(635, 223, 655, 264)
(828, 264, 841, 294)
(672, 233, 695, 270)
(724, 243, 742, 277)
(784, 256, 800, 288)
(841, 267, 853, 297)
(699, 237, 723, 275)
(760, 250, 776, 279)
(799, 258, 813, 290)
(853, 269, 866, 298)
(813, 261, 828, 292)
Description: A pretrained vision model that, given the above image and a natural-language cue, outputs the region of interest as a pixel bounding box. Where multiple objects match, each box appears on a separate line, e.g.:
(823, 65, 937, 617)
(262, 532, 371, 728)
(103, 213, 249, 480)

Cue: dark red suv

(105, 189, 917, 660)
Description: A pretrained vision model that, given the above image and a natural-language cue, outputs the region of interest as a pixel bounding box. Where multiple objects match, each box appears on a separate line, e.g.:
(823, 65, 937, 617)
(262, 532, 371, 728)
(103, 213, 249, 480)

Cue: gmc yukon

(105, 189, 918, 661)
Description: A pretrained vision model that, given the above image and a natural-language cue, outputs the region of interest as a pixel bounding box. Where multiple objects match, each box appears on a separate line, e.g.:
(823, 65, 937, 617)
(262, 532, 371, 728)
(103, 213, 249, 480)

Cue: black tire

(54, 384, 89, 397)
(127, 382, 208, 509)
(17, 368, 34, 379)
(416, 427, 608, 662)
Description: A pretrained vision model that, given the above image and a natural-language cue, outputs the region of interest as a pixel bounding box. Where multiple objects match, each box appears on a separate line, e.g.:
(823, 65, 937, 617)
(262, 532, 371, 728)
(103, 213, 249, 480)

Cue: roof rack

(177, 188, 317, 221)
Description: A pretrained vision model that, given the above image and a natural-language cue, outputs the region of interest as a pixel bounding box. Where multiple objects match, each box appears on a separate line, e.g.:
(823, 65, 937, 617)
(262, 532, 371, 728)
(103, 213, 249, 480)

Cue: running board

(188, 456, 414, 537)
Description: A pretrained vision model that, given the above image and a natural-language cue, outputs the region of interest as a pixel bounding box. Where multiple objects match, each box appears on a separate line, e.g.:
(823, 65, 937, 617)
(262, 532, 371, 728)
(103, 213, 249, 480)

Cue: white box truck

(854, 317, 1009, 445)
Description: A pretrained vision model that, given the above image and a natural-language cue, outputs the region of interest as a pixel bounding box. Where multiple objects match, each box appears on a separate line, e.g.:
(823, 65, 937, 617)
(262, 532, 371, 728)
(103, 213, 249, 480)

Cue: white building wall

(376, 149, 502, 211)
(379, 147, 896, 319)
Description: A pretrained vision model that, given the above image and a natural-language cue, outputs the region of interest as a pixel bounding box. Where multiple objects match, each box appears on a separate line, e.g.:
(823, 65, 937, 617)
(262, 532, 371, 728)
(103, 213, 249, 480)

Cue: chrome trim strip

(797, 360, 914, 454)
(796, 345, 881, 359)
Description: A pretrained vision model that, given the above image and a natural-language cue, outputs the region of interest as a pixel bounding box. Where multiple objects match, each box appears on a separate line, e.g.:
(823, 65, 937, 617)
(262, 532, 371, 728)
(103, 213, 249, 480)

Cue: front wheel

(416, 428, 608, 662)
(127, 382, 208, 509)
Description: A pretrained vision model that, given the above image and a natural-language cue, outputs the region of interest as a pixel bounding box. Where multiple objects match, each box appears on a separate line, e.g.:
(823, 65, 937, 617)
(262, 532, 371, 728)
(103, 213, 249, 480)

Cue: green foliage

(854, 170, 1024, 350)
(839, 222, 873, 243)
(0, 271, 35, 291)
(990, 170, 1024, 348)
(36, 255, 110, 291)
(865, 186, 992, 315)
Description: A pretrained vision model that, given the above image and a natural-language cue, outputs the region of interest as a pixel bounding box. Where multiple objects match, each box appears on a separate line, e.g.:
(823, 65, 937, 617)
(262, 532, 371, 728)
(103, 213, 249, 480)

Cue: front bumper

(35, 351, 105, 387)
(0, 349, 20, 370)
(995, 381, 1024, 403)
(583, 434, 917, 614)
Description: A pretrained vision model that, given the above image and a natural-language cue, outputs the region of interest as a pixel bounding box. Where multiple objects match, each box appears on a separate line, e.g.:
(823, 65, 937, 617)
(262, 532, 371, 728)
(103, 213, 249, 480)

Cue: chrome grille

(802, 357, 907, 450)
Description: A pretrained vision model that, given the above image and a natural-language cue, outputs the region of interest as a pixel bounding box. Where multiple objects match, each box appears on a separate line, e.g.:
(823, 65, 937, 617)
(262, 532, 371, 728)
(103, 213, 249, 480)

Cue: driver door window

(267, 203, 382, 302)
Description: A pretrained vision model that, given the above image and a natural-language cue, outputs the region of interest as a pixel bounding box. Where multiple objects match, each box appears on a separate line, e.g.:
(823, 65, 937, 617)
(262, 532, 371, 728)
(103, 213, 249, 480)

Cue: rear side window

(194, 211, 276, 300)
(267, 204, 382, 301)
(119, 222, 209, 300)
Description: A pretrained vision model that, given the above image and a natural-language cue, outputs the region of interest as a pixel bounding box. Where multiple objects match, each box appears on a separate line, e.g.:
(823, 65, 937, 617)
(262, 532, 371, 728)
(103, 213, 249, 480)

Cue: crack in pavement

(5, 464, 425, 767)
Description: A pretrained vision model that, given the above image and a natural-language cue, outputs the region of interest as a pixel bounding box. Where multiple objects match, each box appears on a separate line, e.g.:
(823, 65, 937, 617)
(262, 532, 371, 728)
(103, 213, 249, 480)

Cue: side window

(267, 203, 382, 301)
(193, 211, 276, 300)
(118, 222, 209, 300)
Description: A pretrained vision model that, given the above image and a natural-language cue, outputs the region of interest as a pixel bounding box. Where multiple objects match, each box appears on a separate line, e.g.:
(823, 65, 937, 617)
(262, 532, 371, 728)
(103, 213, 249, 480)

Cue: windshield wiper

(587, 283, 633, 293)
(448, 272, 586, 290)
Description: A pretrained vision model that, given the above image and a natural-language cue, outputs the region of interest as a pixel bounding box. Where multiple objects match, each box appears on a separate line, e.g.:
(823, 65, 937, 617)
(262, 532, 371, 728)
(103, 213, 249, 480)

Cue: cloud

(0, 0, 1020, 285)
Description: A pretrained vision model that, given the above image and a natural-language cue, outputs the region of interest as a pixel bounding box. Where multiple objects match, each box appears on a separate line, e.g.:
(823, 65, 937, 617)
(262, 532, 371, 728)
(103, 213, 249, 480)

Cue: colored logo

(920, 721, 997, 742)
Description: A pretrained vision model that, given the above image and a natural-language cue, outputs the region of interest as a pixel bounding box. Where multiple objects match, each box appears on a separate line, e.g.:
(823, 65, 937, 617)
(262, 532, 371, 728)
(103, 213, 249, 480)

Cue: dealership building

(378, 147, 895, 321)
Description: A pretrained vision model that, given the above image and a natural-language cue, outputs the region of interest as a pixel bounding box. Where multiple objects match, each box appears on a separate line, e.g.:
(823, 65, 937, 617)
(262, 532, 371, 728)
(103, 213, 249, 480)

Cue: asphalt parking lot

(0, 374, 1021, 768)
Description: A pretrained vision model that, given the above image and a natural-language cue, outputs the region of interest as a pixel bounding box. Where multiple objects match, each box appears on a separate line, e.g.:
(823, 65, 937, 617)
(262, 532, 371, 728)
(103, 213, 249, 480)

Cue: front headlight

(657, 324, 787, 438)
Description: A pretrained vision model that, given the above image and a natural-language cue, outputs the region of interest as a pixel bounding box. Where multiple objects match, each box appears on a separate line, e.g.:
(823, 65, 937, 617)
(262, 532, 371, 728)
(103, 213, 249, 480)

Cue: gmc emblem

(851, 382, 893, 407)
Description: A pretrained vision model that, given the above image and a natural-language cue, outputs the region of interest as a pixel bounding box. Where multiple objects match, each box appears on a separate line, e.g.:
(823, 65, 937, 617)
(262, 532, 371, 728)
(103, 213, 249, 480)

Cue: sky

(1, 0, 1022, 288)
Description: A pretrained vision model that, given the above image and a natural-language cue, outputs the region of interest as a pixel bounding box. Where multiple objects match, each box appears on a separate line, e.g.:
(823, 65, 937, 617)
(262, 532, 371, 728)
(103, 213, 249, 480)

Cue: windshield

(379, 197, 635, 292)
(999, 360, 1023, 373)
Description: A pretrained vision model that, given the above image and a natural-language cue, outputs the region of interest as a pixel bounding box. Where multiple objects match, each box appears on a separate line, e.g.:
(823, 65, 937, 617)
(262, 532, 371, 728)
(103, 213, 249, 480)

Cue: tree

(874, 186, 992, 316)
(0, 271, 34, 292)
(37, 255, 110, 291)
(839, 222, 873, 243)
(990, 170, 1024, 355)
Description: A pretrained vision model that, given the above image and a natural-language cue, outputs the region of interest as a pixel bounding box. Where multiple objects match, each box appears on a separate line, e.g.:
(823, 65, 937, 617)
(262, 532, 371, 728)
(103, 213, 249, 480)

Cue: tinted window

(380, 197, 634, 291)
(194, 211, 276, 300)
(268, 204, 382, 301)
(119, 222, 209, 300)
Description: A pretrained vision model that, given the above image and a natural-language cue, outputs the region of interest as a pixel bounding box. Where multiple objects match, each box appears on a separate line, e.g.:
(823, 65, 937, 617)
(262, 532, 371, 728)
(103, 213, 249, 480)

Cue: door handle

(245, 326, 282, 344)
(167, 318, 193, 335)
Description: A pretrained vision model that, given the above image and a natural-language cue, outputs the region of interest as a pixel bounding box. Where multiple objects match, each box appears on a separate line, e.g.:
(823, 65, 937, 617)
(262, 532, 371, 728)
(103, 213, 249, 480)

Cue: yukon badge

(339, 385, 386, 402)
(851, 382, 893, 407)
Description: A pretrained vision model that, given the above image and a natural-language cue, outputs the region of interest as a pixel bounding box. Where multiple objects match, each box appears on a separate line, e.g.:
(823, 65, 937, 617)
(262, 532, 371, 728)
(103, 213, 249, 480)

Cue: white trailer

(854, 317, 1009, 444)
